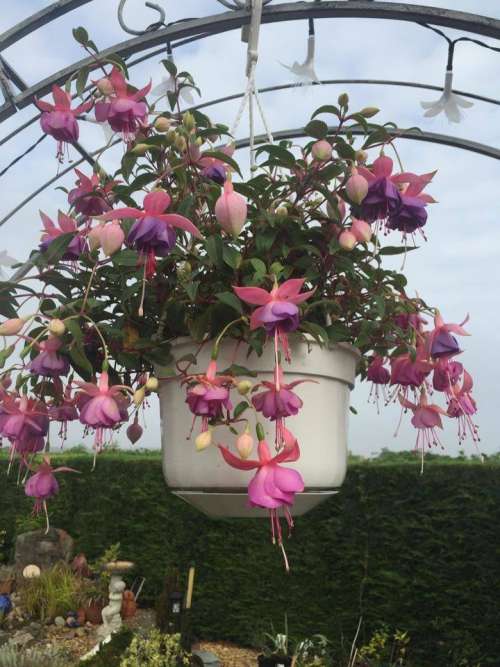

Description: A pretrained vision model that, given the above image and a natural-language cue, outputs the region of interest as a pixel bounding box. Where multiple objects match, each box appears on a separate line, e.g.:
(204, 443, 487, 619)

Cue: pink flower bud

(351, 218, 372, 243)
(215, 181, 247, 237)
(100, 221, 124, 256)
(236, 431, 254, 459)
(195, 430, 212, 452)
(345, 169, 368, 205)
(311, 140, 332, 161)
(126, 419, 143, 445)
(88, 224, 104, 251)
(338, 230, 357, 251)
(96, 77, 114, 96)
(0, 318, 25, 335)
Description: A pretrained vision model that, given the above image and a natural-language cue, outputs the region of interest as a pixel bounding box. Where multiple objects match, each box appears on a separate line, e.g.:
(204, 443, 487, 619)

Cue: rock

(192, 650, 222, 667)
(26, 621, 43, 637)
(54, 616, 66, 627)
(14, 528, 74, 575)
(8, 630, 35, 648)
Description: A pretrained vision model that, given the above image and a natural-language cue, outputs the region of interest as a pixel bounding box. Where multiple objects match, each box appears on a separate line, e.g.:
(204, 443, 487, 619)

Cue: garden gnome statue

(98, 574, 126, 639)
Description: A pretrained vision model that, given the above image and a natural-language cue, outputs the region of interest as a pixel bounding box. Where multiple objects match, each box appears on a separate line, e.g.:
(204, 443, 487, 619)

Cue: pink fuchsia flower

(432, 358, 463, 393)
(390, 348, 433, 390)
(25, 456, 78, 532)
(427, 312, 469, 359)
(447, 370, 479, 445)
(345, 169, 368, 205)
(399, 390, 448, 471)
(68, 169, 114, 217)
(219, 430, 304, 569)
(234, 278, 315, 336)
(198, 144, 235, 185)
(49, 394, 79, 444)
(0, 395, 49, 443)
(94, 67, 151, 140)
(100, 221, 124, 257)
(100, 190, 201, 279)
(184, 360, 233, 433)
(367, 355, 390, 410)
(215, 181, 247, 237)
(35, 85, 93, 160)
(75, 371, 130, 457)
(39, 210, 86, 260)
(29, 336, 69, 377)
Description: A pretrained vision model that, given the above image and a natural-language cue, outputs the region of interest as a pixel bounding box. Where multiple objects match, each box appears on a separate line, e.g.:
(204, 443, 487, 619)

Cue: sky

(0, 0, 499, 457)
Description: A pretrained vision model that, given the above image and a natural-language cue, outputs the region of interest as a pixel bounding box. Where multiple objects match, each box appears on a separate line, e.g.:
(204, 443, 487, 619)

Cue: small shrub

(119, 630, 191, 667)
(82, 628, 134, 667)
(19, 562, 85, 622)
(0, 644, 75, 667)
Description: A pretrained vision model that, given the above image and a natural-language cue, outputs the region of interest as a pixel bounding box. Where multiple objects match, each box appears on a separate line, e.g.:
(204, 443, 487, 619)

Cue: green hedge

(1, 453, 499, 665)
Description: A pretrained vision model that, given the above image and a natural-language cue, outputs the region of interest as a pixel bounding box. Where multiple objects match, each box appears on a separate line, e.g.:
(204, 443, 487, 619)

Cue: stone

(8, 630, 35, 648)
(192, 650, 222, 667)
(14, 528, 74, 576)
(54, 616, 66, 627)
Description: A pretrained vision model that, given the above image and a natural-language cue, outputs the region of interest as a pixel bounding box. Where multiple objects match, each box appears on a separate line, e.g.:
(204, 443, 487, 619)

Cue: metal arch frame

(2, 2, 500, 125)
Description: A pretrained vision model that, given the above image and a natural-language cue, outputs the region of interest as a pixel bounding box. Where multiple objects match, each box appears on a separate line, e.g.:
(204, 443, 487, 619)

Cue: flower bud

(126, 419, 143, 445)
(237, 380, 253, 396)
(146, 376, 159, 392)
(131, 143, 149, 156)
(176, 261, 192, 281)
(0, 318, 25, 336)
(96, 77, 114, 96)
(275, 205, 288, 219)
(154, 116, 171, 132)
(236, 430, 254, 459)
(215, 181, 247, 237)
(100, 221, 124, 257)
(338, 230, 357, 251)
(88, 224, 104, 251)
(338, 92, 349, 107)
(360, 106, 380, 118)
(183, 111, 196, 131)
(175, 135, 187, 152)
(351, 218, 372, 243)
(133, 387, 146, 406)
(345, 169, 368, 205)
(311, 140, 332, 161)
(166, 129, 177, 144)
(195, 429, 212, 452)
(48, 319, 66, 336)
(355, 149, 368, 163)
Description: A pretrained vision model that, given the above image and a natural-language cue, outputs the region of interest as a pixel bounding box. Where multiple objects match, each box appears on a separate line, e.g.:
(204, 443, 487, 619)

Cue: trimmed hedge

(1, 453, 500, 665)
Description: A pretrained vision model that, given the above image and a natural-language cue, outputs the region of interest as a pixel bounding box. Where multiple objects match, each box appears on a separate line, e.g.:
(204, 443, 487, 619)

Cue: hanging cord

(229, 0, 273, 169)
(419, 21, 500, 71)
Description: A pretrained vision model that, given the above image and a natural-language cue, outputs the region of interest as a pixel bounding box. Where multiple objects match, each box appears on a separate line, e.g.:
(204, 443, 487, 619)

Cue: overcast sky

(0, 0, 499, 457)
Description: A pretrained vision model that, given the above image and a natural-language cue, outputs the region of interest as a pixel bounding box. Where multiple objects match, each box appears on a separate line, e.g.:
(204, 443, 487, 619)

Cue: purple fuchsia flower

(99, 190, 202, 279)
(25, 456, 78, 532)
(366, 355, 390, 410)
(0, 395, 49, 467)
(49, 391, 79, 444)
(39, 211, 86, 260)
(94, 67, 151, 140)
(399, 390, 448, 472)
(184, 360, 233, 434)
(390, 346, 434, 401)
(427, 312, 469, 359)
(29, 336, 70, 378)
(75, 371, 130, 459)
(433, 358, 463, 394)
(447, 370, 479, 445)
(386, 195, 428, 236)
(251, 365, 312, 446)
(219, 429, 304, 570)
(35, 85, 93, 161)
(68, 169, 114, 217)
(233, 278, 316, 361)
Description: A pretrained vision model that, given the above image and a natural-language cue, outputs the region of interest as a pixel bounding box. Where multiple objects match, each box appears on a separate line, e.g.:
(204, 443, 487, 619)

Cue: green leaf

(202, 151, 242, 177)
(76, 66, 90, 96)
(363, 127, 390, 149)
(185, 281, 199, 302)
(205, 236, 224, 269)
(250, 258, 266, 276)
(72, 26, 89, 46)
(222, 364, 258, 378)
(112, 249, 140, 267)
(42, 233, 73, 264)
(378, 246, 417, 256)
(0, 345, 15, 369)
(64, 318, 84, 345)
(233, 401, 250, 419)
(223, 246, 242, 270)
(255, 145, 296, 168)
(68, 345, 94, 379)
(311, 104, 341, 120)
(334, 138, 356, 160)
(304, 119, 328, 140)
(161, 59, 177, 77)
(216, 292, 243, 314)
(300, 322, 329, 345)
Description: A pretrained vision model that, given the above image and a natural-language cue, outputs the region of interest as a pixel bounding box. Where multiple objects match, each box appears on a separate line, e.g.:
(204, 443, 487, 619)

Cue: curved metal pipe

(2, 2, 500, 123)
(117, 0, 166, 36)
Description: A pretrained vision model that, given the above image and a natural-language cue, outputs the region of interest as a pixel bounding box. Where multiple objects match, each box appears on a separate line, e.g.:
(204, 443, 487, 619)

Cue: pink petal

(132, 80, 152, 101)
(356, 166, 376, 183)
(250, 306, 266, 330)
(109, 67, 127, 96)
(52, 85, 71, 109)
(273, 438, 300, 464)
(398, 394, 417, 411)
(143, 191, 171, 215)
(157, 214, 202, 239)
(287, 287, 316, 305)
(58, 211, 76, 232)
(461, 370, 474, 394)
(248, 467, 281, 508)
(35, 99, 54, 113)
(39, 211, 55, 231)
(273, 465, 304, 494)
(233, 286, 271, 306)
(100, 207, 142, 221)
(218, 445, 259, 470)
(372, 155, 393, 178)
(276, 278, 305, 300)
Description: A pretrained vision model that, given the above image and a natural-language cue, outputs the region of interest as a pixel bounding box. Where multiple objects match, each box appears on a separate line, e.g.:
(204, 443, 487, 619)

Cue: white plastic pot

(158, 337, 359, 518)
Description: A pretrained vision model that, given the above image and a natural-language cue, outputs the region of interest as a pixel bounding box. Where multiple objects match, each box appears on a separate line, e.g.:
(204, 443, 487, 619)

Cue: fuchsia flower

(39, 211, 86, 260)
(35, 85, 92, 160)
(49, 396, 79, 443)
(432, 358, 463, 393)
(390, 348, 433, 391)
(29, 336, 69, 377)
(215, 181, 247, 237)
(427, 312, 469, 359)
(184, 360, 233, 433)
(367, 355, 390, 409)
(447, 370, 479, 444)
(68, 169, 114, 217)
(399, 391, 447, 471)
(198, 145, 234, 185)
(25, 456, 78, 532)
(94, 67, 151, 140)
(100, 190, 201, 278)
(219, 429, 304, 569)
(234, 279, 315, 335)
(75, 371, 130, 456)
(0, 396, 49, 464)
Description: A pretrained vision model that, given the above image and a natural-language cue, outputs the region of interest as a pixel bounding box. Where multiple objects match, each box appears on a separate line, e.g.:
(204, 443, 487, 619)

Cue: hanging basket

(158, 336, 359, 518)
